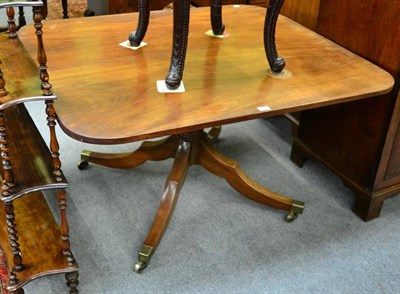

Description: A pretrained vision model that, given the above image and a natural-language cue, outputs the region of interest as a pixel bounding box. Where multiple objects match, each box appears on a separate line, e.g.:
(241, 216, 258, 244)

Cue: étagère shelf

(0, 1, 78, 293)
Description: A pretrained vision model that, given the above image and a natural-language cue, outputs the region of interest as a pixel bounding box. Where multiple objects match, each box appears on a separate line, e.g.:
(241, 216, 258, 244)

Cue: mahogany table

(19, 5, 394, 273)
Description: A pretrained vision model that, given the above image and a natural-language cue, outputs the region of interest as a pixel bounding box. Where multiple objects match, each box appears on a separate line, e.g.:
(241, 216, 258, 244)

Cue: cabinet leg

(66, 271, 79, 294)
(290, 142, 308, 167)
(353, 193, 385, 222)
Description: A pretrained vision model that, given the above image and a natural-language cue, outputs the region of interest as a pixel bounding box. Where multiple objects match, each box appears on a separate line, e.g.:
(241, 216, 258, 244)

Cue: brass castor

(134, 261, 147, 273)
(77, 160, 89, 170)
(134, 244, 153, 273)
(285, 210, 298, 222)
(285, 200, 305, 223)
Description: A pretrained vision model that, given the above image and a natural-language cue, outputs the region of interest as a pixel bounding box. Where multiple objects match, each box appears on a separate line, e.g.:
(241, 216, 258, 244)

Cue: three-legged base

(78, 128, 304, 272)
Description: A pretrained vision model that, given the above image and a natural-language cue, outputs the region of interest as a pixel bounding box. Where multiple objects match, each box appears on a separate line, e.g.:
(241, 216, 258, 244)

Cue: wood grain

(0, 104, 67, 202)
(18, 5, 394, 145)
(0, 34, 57, 109)
(281, 0, 320, 30)
(318, 0, 400, 75)
(0, 191, 78, 292)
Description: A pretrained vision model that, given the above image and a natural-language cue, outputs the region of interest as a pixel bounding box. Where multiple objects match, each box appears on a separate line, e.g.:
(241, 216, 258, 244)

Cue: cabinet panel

(318, 0, 400, 75)
(387, 127, 400, 177)
(280, 0, 320, 30)
(289, 0, 400, 221)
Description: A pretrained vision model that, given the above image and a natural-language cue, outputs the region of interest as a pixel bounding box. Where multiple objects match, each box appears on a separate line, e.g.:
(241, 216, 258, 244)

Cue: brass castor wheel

(285, 200, 304, 223)
(134, 244, 153, 273)
(77, 160, 89, 170)
(285, 211, 298, 223)
(134, 261, 147, 273)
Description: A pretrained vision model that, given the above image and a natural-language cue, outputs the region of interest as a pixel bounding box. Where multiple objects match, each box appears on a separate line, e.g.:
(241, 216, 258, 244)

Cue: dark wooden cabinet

(285, 0, 400, 221)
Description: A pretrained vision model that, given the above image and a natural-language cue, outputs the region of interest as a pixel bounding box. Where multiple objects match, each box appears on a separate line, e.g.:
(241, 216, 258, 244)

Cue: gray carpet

(23, 102, 400, 294)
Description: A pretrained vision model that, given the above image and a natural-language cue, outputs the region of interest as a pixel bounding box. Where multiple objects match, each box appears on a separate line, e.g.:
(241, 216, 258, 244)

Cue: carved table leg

(129, 0, 150, 47)
(210, 0, 225, 35)
(264, 0, 286, 73)
(165, 0, 191, 89)
(78, 136, 179, 170)
(134, 139, 191, 272)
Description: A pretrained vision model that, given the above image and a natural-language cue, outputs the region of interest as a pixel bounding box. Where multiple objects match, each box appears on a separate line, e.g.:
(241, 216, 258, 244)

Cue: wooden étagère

(0, 1, 78, 293)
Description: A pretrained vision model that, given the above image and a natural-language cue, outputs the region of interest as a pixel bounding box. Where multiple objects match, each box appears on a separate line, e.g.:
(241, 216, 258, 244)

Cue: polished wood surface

(0, 191, 78, 292)
(318, 0, 400, 75)
(19, 5, 393, 144)
(288, 0, 400, 221)
(0, 34, 57, 108)
(0, 104, 68, 202)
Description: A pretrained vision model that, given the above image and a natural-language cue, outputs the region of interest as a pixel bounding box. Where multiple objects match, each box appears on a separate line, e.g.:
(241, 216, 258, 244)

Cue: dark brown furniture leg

(290, 142, 308, 168)
(165, 0, 191, 89)
(210, 0, 225, 35)
(264, 0, 286, 73)
(41, 0, 48, 19)
(18, 7, 26, 28)
(129, 0, 150, 47)
(128, 0, 285, 89)
(78, 128, 304, 272)
(61, 0, 69, 19)
(353, 193, 385, 221)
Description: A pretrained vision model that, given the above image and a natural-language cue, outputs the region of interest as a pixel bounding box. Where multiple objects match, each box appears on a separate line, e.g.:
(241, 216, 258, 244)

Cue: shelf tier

(1, 103, 68, 202)
(0, 1, 43, 9)
(0, 191, 78, 292)
(0, 32, 57, 111)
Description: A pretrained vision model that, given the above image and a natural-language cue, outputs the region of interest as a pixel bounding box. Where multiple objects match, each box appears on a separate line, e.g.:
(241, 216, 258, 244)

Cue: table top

(19, 5, 394, 144)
